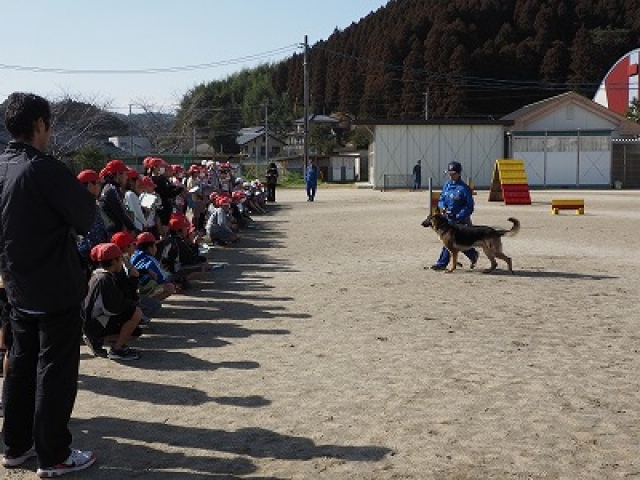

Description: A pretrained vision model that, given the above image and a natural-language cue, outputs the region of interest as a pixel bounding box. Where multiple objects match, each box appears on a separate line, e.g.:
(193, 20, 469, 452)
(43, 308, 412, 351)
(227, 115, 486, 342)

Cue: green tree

(70, 144, 108, 173)
(627, 98, 640, 123)
(310, 124, 334, 155)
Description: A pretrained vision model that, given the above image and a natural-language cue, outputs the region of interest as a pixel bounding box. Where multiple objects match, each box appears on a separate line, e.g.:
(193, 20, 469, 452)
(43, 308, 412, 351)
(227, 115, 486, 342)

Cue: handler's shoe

(2, 447, 36, 467)
(37, 448, 95, 478)
(468, 250, 479, 269)
(430, 264, 446, 271)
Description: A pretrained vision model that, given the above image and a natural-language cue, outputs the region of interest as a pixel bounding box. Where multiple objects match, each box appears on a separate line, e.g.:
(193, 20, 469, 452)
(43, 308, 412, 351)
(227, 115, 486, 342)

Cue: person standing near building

(305, 159, 318, 202)
(265, 162, 278, 202)
(0, 92, 97, 477)
(430, 161, 479, 271)
(412, 160, 422, 191)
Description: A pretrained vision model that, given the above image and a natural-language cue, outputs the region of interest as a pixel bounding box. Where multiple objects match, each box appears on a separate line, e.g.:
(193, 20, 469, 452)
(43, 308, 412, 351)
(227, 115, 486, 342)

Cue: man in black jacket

(0, 93, 97, 477)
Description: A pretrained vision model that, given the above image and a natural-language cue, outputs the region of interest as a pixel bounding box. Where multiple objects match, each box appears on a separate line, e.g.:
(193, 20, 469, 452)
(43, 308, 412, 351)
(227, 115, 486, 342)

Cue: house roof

(294, 114, 340, 126)
(502, 91, 640, 137)
(236, 128, 284, 146)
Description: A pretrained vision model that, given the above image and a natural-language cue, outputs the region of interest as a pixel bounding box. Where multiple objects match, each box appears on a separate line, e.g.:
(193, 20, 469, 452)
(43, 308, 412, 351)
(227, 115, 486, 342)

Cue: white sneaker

(36, 448, 95, 477)
(2, 447, 36, 467)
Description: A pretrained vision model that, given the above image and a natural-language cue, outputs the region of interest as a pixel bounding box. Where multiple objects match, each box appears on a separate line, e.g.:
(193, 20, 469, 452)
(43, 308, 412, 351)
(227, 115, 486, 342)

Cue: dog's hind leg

(495, 252, 513, 273)
(481, 246, 498, 274)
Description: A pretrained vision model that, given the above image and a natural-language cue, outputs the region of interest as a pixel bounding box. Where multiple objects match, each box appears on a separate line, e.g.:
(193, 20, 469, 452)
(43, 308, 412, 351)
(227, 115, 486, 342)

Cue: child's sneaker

(36, 448, 95, 477)
(2, 447, 36, 467)
(108, 345, 140, 361)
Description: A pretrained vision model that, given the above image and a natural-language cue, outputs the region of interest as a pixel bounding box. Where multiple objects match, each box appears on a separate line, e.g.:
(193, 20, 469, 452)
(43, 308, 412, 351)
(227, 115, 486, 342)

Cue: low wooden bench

(551, 198, 584, 215)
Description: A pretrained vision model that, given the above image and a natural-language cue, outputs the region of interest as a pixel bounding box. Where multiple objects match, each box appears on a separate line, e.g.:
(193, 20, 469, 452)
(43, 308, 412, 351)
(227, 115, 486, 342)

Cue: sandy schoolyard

(4, 186, 640, 479)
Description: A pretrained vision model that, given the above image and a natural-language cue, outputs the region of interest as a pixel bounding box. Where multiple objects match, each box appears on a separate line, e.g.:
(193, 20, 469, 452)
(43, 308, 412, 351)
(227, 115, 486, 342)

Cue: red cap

(232, 190, 245, 199)
(90, 243, 122, 262)
(111, 231, 137, 250)
(139, 176, 155, 189)
(126, 168, 140, 179)
(216, 196, 230, 206)
(104, 159, 128, 174)
(208, 192, 218, 203)
(149, 157, 167, 168)
(143, 156, 155, 169)
(188, 165, 200, 174)
(169, 215, 190, 230)
(136, 232, 158, 244)
(172, 164, 184, 173)
(77, 169, 99, 183)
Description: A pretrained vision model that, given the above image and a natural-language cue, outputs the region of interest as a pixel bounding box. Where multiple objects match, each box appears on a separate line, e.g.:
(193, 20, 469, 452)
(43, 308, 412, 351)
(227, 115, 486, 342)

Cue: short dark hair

(98, 258, 116, 269)
(4, 92, 51, 141)
(137, 242, 155, 252)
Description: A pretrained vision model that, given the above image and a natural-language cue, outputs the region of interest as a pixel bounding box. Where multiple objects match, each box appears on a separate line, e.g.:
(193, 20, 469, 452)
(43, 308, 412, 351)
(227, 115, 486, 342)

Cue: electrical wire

(0, 45, 300, 75)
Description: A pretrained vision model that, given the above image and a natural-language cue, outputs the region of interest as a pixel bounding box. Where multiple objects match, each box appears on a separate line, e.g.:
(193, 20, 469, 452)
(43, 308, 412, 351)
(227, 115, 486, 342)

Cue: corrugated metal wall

(371, 124, 505, 189)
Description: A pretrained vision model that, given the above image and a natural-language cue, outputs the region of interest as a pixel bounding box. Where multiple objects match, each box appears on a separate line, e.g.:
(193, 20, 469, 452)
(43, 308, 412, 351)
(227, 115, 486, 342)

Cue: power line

(0, 45, 300, 75)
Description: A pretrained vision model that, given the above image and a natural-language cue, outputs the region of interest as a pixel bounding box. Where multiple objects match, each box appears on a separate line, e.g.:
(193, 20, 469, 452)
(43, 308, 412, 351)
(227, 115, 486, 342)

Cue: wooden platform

(551, 198, 585, 215)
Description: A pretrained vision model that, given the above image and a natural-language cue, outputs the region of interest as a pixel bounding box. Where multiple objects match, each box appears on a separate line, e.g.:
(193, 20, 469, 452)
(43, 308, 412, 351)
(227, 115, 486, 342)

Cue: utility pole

(128, 103, 133, 157)
(192, 126, 197, 159)
(424, 89, 429, 120)
(303, 35, 310, 178)
(264, 102, 269, 170)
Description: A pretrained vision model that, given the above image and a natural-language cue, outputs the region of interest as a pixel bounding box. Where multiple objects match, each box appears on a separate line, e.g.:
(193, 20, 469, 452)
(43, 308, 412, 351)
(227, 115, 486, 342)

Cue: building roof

(502, 91, 640, 137)
(236, 127, 285, 146)
(294, 114, 340, 126)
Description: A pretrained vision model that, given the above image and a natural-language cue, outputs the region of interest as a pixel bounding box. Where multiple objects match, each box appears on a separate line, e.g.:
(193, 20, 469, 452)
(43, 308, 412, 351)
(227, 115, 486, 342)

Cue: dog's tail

(505, 217, 520, 236)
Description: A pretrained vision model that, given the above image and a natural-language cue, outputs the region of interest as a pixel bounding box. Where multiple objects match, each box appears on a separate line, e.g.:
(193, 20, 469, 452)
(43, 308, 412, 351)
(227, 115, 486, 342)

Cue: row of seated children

(82, 213, 209, 361)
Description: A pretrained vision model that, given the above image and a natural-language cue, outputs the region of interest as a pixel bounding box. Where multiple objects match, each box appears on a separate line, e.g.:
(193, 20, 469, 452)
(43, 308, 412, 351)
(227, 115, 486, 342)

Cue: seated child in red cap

(111, 231, 161, 324)
(205, 196, 239, 245)
(130, 232, 177, 299)
(83, 243, 142, 361)
(161, 214, 208, 287)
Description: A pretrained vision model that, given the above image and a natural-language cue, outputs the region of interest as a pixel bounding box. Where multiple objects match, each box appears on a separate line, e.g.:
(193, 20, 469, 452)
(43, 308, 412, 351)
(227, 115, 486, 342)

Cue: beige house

(502, 91, 640, 187)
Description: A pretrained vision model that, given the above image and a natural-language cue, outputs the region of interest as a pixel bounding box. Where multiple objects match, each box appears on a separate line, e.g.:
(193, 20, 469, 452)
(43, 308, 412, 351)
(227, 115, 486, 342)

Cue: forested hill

(275, 0, 639, 120)
(176, 0, 639, 150)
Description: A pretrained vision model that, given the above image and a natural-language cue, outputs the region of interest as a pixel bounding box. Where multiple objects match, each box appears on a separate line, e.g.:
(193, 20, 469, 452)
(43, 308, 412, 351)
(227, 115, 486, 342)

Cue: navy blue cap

(446, 161, 462, 173)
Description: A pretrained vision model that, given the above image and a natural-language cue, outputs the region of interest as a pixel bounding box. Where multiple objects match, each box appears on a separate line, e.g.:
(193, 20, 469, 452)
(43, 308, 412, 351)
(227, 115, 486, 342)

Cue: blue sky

(0, 1, 388, 113)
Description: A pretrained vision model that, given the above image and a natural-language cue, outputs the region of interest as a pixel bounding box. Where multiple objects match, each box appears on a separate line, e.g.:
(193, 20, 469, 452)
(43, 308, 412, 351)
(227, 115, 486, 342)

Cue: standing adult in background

(265, 162, 279, 202)
(430, 161, 479, 271)
(0, 92, 97, 477)
(305, 158, 318, 202)
(412, 160, 422, 191)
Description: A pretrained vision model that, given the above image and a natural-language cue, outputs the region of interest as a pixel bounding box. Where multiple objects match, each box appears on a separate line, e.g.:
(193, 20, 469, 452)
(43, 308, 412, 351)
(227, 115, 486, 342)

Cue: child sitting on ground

(83, 243, 142, 361)
(111, 231, 161, 324)
(205, 195, 239, 245)
(161, 214, 208, 287)
(130, 232, 177, 298)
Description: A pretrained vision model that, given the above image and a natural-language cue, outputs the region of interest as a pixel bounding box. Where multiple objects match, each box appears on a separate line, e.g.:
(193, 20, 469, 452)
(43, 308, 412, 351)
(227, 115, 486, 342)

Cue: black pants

(2, 305, 82, 467)
(266, 183, 276, 202)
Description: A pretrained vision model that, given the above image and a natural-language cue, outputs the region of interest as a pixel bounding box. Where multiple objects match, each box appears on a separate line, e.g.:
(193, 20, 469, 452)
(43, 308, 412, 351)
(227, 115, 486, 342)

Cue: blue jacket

(131, 249, 168, 285)
(305, 165, 318, 185)
(437, 179, 474, 223)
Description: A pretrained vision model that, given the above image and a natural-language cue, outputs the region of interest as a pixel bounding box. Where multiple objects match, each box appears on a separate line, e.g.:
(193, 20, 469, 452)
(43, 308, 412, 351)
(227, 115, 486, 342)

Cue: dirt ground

(4, 186, 640, 479)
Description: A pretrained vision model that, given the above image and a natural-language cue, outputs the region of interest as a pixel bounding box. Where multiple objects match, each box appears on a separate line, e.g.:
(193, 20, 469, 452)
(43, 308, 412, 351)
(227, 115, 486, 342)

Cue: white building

(361, 120, 508, 190)
(503, 91, 640, 187)
(109, 136, 152, 156)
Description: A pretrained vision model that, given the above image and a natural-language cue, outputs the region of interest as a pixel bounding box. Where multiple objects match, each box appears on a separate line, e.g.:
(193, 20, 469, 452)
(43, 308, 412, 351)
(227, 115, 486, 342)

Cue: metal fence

(382, 174, 412, 191)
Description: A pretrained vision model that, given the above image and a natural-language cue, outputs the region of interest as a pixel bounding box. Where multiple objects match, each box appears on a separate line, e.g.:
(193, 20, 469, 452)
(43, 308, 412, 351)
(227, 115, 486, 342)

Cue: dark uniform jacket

(0, 141, 96, 312)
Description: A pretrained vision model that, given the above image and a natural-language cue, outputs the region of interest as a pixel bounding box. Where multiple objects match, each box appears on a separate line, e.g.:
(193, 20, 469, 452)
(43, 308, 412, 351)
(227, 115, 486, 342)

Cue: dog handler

(430, 161, 479, 270)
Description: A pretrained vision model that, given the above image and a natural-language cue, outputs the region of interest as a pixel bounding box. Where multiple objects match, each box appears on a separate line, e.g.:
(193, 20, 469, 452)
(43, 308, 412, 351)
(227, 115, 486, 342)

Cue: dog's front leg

(446, 249, 458, 273)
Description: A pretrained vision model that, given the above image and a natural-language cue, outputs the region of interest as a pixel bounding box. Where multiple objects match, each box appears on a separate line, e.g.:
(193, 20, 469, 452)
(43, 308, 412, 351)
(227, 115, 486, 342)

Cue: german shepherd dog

(422, 212, 520, 273)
